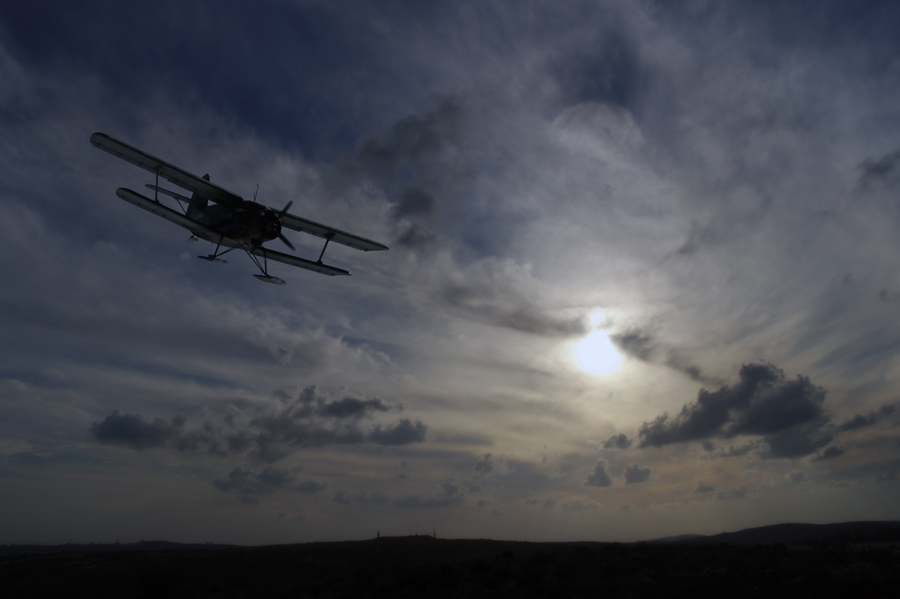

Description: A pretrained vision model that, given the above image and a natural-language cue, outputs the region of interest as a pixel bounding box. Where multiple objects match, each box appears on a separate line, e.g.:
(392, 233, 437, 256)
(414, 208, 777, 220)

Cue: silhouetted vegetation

(2, 526, 899, 598)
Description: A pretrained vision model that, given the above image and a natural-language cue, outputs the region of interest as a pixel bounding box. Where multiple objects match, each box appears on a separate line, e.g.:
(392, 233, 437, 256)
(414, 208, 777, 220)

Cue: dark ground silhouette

(2, 522, 899, 598)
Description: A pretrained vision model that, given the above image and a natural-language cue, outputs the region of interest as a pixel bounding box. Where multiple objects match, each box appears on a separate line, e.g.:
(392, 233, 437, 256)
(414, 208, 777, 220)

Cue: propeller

(276, 201, 295, 251)
(278, 233, 295, 251)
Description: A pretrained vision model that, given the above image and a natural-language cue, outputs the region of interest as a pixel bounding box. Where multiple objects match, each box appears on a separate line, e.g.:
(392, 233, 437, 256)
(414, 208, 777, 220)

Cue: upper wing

(278, 213, 389, 252)
(91, 132, 244, 207)
(249, 246, 350, 277)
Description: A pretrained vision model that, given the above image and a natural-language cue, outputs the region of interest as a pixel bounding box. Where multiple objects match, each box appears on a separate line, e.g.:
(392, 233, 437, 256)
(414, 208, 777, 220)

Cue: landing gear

(198, 236, 234, 264)
(246, 245, 286, 285)
(253, 274, 286, 285)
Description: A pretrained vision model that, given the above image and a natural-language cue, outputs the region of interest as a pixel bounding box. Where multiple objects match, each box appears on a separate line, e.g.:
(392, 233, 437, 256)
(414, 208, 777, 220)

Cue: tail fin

(187, 174, 211, 218)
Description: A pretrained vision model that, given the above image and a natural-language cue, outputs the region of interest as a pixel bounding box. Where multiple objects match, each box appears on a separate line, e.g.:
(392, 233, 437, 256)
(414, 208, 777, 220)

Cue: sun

(574, 330, 622, 375)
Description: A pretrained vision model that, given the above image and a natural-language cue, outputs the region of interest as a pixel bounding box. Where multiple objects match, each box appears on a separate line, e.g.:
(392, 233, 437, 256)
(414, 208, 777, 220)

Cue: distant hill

(3, 529, 899, 598)
(0, 540, 235, 557)
(3, 521, 899, 558)
(648, 521, 900, 547)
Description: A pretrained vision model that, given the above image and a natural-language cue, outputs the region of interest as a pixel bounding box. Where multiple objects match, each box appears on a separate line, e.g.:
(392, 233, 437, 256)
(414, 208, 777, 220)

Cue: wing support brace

(317, 234, 335, 264)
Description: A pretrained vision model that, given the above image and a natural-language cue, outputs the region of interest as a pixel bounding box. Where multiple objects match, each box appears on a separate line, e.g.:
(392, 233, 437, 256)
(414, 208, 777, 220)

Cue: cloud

(474, 453, 494, 473)
(857, 149, 900, 189)
(395, 479, 464, 509)
(438, 280, 587, 337)
(90, 386, 428, 462)
(551, 26, 641, 110)
(611, 330, 709, 382)
(874, 472, 897, 483)
(542, 499, 557, 510)
(638, 363, 832, 458)
(524, 497, 539, 506)
(367, 419, 429, 446)
(212, 466, 327, 503)
(789, 472, 805, 483)
(602, 434, 632, 449)
(624, 464, 651, 484)
(611, 331, 654, 362)
(716, 486, 748, 500)
(90, 411, 184, 450)
(811, 446, 845, 462)
(336, 98, 465, 186)
(584, 460, 613, 487)
(835, 404, 896, 432)
(694, 482, 713, 494)
(333, 489, 390, 506)
(317, 397, 393, 419)
(561, 499, 598, 511)
(390, 187, 436, 221)
(706, 441, 761, 459)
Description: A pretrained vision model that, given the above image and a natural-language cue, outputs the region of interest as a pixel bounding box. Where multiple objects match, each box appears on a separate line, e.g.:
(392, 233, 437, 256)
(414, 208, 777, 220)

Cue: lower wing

(116, 188, 219, 238)
(248, 247, 350, 276)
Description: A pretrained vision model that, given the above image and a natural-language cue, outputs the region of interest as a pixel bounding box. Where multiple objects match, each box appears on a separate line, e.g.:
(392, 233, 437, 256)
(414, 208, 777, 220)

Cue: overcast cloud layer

(2, 0, 900, 545)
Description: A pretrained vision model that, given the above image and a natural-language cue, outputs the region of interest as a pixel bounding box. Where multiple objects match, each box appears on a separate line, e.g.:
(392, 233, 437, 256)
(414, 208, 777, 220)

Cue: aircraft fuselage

(190, 201, 282, 248)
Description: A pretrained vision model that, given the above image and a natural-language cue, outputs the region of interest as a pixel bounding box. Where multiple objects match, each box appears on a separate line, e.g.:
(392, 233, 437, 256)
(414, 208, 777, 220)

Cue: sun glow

(574, 330, 622, 375)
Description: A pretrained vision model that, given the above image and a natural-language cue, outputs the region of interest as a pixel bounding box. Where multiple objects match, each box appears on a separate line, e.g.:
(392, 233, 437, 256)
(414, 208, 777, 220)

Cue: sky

(2, 0, 900, 545)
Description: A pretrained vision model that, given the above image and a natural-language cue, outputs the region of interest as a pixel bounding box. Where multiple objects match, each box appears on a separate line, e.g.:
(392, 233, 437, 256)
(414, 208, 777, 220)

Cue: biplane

(90, 132, 388, 285)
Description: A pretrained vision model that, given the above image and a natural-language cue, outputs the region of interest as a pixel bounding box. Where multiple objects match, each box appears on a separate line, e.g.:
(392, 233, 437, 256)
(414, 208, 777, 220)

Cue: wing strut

(317, 234, 335, 264)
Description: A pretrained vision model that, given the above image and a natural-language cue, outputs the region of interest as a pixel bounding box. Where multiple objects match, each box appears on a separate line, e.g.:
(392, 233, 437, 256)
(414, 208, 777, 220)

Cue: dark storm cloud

(440, 282, 587, 337)
(790, 472, 805, 483)
(762, 426, 833, 459)
(611, 330, 709, 382)
(542, 499, 557, 510)
(391, 187, 436, 221)
(811, 446, 846, 462)
(602, 434, 632, 449)
(879, 289, 900, 303)
(857, 149, 900, 190)
(706, 441, 761, 459)
(367, 419, 429, 446)
(524, 497, 539, 506)
(638, 363, 829, 456)
(316, 397, 393, 419)
(91, 411, 184, 450)
(395, 479, 464, 508)
(390, 187, 438, 249)
(551, 24, 642, 111)
(0, 0, 438, 158)
(333, 489, 390, 506)
(395, 223, 436, 249)
(836, 404, 896, 432)
(584, 460, 613, 487)
(561, 499, 597, 511)
(90, 386, 427, 462)
(694, 482, 713, 494)
(212, 467, 327, 501)
(610, 331, 654, 362)
(624, 464, 650, 485)
(474, 453, 494, 473)
(717, 487, 749, 500)
(335, 98, 465, 186)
